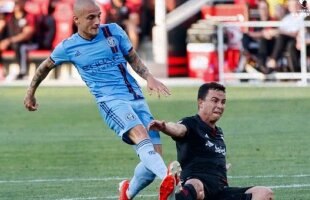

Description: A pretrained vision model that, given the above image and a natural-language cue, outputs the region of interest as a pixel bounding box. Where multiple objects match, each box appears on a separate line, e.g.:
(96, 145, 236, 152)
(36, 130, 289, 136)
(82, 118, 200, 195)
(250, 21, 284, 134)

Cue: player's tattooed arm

(24, 57, 55, 111)
(27, 57, 55, 96)
(125, 49, 171, 97)
(125, 49, 150, 80)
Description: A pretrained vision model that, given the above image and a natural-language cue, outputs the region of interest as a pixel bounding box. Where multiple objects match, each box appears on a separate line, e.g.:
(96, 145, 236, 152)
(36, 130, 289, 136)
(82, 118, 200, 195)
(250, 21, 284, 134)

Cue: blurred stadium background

(1, 0, 310, 85)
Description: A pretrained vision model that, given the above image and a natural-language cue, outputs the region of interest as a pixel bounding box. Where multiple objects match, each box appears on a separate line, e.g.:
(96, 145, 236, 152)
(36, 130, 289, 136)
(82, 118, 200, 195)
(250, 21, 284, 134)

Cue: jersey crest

(125, 113, 136, 121)
(106, 36, 117, 47)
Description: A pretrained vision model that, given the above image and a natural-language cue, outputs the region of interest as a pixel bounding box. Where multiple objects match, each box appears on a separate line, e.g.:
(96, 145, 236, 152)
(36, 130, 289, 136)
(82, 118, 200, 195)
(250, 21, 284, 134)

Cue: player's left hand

(146, 75, 170, 98)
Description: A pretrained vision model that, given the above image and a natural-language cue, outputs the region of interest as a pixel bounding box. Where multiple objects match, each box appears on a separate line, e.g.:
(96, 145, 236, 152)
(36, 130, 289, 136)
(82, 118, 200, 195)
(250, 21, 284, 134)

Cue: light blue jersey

(50, 23, 160, 144)
(50, 23, 144, 102)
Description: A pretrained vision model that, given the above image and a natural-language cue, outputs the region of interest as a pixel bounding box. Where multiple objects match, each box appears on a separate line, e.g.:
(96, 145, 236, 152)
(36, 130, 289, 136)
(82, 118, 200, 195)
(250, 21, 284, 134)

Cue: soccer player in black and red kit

(149, 82, 274, 200)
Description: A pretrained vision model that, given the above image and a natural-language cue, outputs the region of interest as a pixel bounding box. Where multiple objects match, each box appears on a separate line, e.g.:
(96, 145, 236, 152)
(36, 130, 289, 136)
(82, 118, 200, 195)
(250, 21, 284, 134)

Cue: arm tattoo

(125, 49, 150, 80)
(27, 58, 55, 95)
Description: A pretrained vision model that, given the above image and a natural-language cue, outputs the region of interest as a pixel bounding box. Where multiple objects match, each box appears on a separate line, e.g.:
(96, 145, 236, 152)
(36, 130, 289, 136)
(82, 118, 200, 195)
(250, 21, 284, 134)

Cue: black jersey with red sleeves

(173, 114, 227, 180)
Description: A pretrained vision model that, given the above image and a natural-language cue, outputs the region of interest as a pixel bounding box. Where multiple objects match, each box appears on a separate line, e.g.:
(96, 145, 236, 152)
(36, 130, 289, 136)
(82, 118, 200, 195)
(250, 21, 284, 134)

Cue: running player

(24, 0, 170, 199)
(149, 82, 274, 200)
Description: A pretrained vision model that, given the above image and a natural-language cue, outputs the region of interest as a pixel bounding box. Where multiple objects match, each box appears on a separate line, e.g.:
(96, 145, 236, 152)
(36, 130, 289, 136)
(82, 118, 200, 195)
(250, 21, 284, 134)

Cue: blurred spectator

(266, 0, 303, 72)
(267, 0, 286, 19)
(51, 0, 74, 44)
(0, 0, 38, 80)
(37, 0, 56, 50)
(0, 13, 5, 36)
(139, 0, 155, 40)
(287, 14, 310, 72)
(0, 13, 6, 80)
(0, 0, 14, 13)
(241, 0, 277, 74)
(102, 0, 141, 49)
(273, 3, 287, 20)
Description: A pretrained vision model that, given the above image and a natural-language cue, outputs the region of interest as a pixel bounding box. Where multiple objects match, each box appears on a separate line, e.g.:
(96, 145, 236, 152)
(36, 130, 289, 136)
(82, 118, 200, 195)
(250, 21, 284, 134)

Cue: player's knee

(262, 187, 274, 199)
(184, 178, 205, 200)
(128, 125, 149, 144)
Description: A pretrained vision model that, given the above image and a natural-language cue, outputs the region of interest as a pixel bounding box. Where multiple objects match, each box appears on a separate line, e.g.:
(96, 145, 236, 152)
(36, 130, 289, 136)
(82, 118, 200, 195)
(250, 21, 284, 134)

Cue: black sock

(175, 184, 197, 200)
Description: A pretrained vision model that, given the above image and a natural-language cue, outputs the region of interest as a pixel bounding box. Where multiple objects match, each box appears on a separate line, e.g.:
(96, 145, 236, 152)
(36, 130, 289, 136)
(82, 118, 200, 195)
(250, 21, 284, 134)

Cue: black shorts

(181, 172, 252, 200)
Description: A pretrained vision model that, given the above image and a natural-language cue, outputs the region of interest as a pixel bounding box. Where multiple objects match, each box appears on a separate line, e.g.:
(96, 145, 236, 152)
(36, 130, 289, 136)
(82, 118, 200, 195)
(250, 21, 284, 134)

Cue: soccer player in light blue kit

(24, 0, 176, 199)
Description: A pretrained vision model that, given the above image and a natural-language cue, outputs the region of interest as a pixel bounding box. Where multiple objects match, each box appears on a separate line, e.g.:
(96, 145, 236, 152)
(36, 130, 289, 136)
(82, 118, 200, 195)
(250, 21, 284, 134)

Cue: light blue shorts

(97, 99, 161, 145)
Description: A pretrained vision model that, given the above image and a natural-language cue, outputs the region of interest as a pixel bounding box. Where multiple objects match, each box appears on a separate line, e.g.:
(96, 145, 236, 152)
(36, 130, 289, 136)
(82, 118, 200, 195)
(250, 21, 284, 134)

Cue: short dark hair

(197, 82, 226, 100)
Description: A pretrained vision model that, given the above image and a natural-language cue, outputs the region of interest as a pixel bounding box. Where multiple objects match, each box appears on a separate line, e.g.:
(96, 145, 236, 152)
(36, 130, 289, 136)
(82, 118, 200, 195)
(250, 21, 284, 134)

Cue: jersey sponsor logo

(215, 145, 226, 155)
(205, 141, 226, 156)
(206, 141, 214, 147)
(81, 55, 124, 73)
(106, 36, 117, 47)
(125, 113, 136, 121)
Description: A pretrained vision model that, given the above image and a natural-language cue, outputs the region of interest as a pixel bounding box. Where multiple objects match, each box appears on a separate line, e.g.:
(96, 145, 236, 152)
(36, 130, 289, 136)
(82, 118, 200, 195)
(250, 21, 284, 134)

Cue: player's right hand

(148, 120, 166, 132)
(24, 95, 38, 111)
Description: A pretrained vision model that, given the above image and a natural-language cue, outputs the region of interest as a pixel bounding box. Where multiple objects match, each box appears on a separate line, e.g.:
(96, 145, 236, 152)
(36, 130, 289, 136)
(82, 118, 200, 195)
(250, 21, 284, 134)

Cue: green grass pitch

(0, 86, 310, 199)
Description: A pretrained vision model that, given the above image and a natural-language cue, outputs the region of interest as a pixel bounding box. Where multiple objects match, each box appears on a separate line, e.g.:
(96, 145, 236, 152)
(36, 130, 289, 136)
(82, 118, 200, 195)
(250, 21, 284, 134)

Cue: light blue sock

(127, 162, 156, 199)
(135, 139, 167, 179)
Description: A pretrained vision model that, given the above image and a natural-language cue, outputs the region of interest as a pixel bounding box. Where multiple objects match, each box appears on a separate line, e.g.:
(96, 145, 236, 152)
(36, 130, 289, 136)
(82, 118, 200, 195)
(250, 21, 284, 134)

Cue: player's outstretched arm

(24, 57, 55, 111)
(124, 49, 170, 98)
(148, 120, 187, 138)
